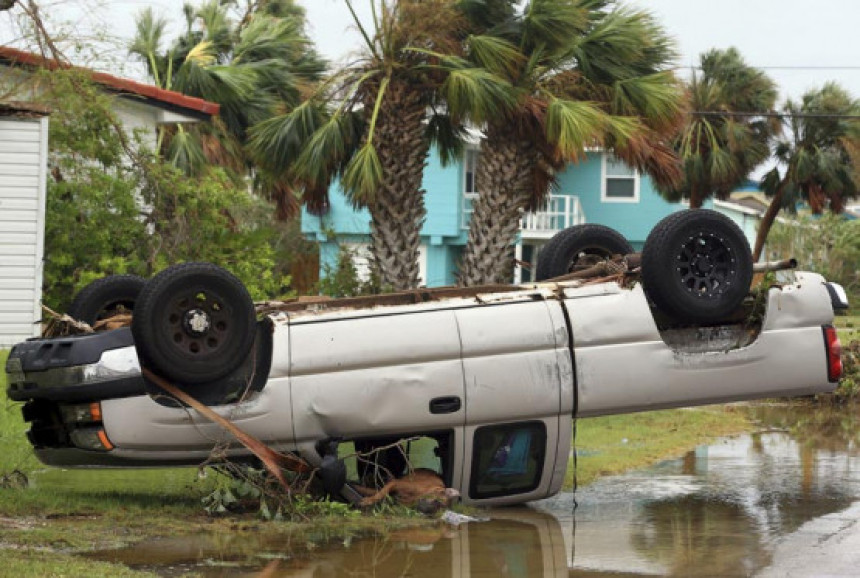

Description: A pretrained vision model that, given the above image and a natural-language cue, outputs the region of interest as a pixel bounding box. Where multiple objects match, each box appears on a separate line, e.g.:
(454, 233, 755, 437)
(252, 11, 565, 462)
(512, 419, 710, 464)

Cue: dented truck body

(5, 271, 846, 506)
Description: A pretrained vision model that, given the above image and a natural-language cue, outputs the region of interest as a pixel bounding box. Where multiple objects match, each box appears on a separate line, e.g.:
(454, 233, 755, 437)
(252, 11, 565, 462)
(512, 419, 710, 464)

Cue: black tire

(132, 262, 256, 384)
(68, 275, 146, 325)
(641, 209, 753, 324)
(535, 224, 634, 281)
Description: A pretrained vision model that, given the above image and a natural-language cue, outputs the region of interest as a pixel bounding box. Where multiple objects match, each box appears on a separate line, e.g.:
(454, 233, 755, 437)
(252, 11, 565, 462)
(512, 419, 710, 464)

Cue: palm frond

(522, 0, 589, 55)
(544, 98, 606, 157)
(166, 126, 208, 176)
(128, 7, 169, 85)
(295, 112, 360, 188)
(426, 112, 468, 166)
(467, 34, 524, 78)
(247, 100, 325, 175)
(341, 143, 383, 207)
(441, 66, 515, 124)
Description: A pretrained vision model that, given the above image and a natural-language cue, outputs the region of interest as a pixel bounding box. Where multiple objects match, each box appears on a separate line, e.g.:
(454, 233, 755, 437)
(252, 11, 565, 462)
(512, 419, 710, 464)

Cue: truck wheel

(132, 263, 256, 384)
(641, 209, 753, 324)
(68, 275, 146, 325)
(535, 224, 633, 281)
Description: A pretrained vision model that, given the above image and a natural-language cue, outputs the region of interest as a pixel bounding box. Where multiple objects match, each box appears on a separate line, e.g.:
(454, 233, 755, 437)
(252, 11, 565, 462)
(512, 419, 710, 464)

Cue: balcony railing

(462, 193, 585, 238)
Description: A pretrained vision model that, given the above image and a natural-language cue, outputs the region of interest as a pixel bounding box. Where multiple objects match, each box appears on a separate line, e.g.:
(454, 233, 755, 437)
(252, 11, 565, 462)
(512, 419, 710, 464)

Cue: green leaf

(545, 99, 606, 157)
(341, 144, 383, 207)
(467, 34, 524, 78)
(442, 67, 514, 124)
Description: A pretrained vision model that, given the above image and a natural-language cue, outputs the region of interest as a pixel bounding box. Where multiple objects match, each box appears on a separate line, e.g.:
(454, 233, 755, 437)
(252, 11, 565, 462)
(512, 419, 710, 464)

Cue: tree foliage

(249, 0, 500, 290)
(660, 47, 778, 208)
(767, 215, 859, 293)
(128, 0, 326, 219)
(753, 82, 860, 259)
(455, 0, 685, 285)
(35, 70, 294, 310)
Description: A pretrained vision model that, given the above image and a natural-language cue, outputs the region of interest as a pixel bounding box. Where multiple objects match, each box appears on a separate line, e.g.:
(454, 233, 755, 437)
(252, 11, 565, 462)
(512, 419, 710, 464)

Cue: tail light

(823, 325, 843, 383)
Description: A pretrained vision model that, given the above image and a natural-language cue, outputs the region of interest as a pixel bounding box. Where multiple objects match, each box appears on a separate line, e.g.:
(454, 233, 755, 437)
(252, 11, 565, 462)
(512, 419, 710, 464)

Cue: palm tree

(661, 47, 778, 209)
(129, 0, 325, 217)
(248, 0, 510, 291)
(753, 83, 860, 260)
(455, 0, 685, 286)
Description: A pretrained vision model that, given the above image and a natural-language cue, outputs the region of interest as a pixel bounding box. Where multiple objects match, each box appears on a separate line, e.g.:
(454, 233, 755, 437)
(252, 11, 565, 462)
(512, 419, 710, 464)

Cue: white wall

(0, 115, 48, 346)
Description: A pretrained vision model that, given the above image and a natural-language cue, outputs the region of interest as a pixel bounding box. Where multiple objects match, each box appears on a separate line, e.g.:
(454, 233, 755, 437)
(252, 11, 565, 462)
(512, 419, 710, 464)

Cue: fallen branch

(41, 305, 93, 337)
(753, 258, 797, 273)
(142, 368, 311, 493)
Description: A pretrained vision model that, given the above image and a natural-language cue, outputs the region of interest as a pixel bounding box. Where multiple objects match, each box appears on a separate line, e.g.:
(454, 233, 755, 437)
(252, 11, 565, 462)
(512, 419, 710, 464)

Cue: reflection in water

(86, 513, 561, 577)
(84, 403, 860, 577)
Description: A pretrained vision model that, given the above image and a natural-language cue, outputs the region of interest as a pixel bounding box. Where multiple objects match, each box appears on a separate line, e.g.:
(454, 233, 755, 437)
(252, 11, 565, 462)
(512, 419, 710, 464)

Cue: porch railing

(461, 193, 585, 237)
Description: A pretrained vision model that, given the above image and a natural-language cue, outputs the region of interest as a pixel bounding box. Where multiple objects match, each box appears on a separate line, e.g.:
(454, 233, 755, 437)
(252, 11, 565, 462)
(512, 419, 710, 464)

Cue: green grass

(1, 549, 155, 577)
(567, 406, 753, 488)
(834, 313, 859, 345)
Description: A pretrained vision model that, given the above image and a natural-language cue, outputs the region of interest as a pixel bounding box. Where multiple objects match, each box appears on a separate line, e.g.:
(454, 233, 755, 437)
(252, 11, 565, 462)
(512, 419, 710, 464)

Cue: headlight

(69, 428, 114, 451)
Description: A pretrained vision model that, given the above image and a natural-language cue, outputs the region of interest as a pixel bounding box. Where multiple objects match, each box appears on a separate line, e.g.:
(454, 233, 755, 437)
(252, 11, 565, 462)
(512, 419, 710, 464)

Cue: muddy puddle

(83, 403, 860, 577)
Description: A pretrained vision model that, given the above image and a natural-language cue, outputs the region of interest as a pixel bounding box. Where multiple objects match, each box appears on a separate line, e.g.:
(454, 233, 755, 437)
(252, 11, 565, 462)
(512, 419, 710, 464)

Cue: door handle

(429, 396, 461, 414)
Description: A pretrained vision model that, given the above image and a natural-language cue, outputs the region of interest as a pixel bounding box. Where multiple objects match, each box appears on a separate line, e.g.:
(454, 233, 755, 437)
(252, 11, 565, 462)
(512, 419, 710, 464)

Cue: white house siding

(713, 200, 763, 261)
(0, 115, 48, 346)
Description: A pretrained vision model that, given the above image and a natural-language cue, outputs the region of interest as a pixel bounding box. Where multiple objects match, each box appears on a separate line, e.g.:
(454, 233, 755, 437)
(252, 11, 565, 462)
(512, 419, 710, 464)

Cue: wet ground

(83, 403, 860, 577)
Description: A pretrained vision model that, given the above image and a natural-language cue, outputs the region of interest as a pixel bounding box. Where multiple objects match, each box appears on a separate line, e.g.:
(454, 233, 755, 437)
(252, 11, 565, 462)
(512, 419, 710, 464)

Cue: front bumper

(6, 328, 146, 402)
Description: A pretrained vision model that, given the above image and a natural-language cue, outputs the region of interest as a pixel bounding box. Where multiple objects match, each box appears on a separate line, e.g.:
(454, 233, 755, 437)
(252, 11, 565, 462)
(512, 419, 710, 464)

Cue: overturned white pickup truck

(5, 210, 848, 506)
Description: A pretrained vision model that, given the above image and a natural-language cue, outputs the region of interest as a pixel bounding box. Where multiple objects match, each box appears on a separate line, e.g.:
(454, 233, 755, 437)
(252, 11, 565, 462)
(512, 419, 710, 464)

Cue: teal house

(303, 149, 700, 287)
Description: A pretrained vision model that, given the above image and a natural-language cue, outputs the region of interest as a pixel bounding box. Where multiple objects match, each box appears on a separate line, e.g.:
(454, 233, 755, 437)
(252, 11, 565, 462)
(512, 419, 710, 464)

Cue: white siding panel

(0, 140, 39, 154)
(0, 176, 39, 188)
(0, 152, 40, 166)
(0, 244, 36, 256)
(0, 278, 37, 289)
(0, 325, 39, 345)
(1, 323, 38, 333)
(0, 311, 37, 323)
(0, 186, 38, 199)
(0, 164, 40, 177)
(0, 267, 36, 278)
(0, 115, 47, 345)
(0, 130, 41, 143)
(0, 198, 38, 211)
(0, 221, 38, 233)
(0, 255, 37, 267)
(0, 233, 37, 244)
(0, 289, 35, 301)
(0, 120, 39, 132)
(0, 299, 34, 312)
(0, 210, 38, 224)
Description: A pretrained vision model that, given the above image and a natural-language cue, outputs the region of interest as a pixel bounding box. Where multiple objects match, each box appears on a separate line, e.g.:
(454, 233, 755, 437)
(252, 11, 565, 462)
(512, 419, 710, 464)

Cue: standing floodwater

(85, 403, 860, 576)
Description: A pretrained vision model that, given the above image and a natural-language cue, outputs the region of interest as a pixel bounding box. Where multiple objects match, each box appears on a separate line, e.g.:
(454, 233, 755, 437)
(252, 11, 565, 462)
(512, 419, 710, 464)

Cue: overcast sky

(297, 0, 860, 102)
(3, 0, 860, 103)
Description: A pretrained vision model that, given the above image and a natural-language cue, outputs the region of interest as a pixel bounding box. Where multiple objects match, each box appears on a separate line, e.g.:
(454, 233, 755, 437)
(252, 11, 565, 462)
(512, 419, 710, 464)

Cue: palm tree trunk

(689, 184, 704, 209)
(366, 84, 429, 291)
(752, 177, 789, 261)
(458, 125, 537, 286)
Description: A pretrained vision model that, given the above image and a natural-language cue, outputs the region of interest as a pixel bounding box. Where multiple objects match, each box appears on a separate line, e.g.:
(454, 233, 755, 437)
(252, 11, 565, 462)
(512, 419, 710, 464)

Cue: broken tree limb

(546, 257, 629, 282)
(142, 368, 311, 492)
(41, 305, 93, 337)
(753, 258, 798, 273)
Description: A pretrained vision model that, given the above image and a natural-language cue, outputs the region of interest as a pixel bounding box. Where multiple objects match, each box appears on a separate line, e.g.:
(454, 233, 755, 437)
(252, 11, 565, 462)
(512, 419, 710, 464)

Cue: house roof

(0, 101, 50, 117)
(0, 46, 220, 119)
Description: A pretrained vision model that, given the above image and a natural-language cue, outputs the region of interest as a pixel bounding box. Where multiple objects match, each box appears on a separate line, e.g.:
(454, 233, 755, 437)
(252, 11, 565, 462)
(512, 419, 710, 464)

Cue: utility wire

(681, 65, 860, 71)
(689, 111, 860, 119)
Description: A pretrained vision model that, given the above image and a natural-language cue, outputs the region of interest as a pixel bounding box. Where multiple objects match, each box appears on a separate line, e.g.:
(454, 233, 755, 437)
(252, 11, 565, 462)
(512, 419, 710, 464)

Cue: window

(602, 153, 639, 202)
(340, 432, 453, 488)
(470, 422, 546, 499)
(464, 149, 479, 194)
(462, 149, 480, 229)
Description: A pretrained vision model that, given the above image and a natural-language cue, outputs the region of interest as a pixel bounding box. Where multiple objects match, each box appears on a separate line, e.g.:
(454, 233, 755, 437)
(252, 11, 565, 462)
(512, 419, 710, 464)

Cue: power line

(681, 65, 860, 71)
(690, 111, 860, 119)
